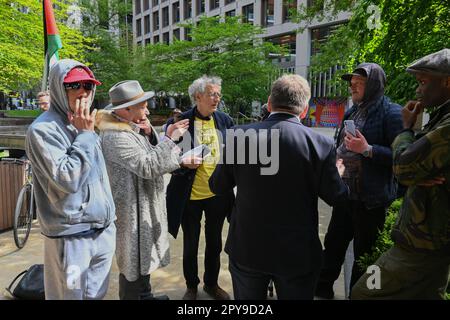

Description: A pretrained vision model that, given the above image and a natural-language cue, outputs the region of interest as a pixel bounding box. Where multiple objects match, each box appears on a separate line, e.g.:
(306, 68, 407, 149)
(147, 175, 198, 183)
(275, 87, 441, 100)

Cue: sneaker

(182, 287, 198, 300)
(203, 285, 230, 300)
(314, 283, 334, 300)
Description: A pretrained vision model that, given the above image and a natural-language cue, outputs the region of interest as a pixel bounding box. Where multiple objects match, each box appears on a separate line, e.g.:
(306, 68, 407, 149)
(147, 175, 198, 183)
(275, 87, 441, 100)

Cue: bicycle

(13, 158, 35, 249)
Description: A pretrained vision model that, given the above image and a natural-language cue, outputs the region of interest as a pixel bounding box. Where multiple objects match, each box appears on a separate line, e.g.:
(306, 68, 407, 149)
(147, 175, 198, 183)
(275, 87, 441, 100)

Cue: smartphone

(344, 120, 356, 136)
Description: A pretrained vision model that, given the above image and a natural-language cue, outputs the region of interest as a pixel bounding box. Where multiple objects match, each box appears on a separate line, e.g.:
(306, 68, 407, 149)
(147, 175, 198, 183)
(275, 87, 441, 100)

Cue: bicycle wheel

(14, 184, 33, 249)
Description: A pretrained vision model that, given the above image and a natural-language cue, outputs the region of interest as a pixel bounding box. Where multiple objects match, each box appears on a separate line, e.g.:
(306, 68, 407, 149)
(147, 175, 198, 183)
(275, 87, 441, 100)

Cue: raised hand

(344, 129, 368, 154)
(68, 98, 96, 132)
(402, 100, 423, 129)
(167, 119, 189, 141)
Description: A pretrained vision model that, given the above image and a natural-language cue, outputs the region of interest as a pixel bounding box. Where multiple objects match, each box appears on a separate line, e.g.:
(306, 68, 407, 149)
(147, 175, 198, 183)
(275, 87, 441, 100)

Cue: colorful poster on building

(303, 98, 347, 127)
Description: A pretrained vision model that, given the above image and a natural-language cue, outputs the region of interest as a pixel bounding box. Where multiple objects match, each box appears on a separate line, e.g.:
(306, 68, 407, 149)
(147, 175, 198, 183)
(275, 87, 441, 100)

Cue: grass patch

(4, 110, 42, 118)
(0, 150, 10, 158)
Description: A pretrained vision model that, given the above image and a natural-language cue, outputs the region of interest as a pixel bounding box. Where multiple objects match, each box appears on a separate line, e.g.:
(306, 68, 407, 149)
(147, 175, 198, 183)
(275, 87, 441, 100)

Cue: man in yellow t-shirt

(165, 75, 235, 300)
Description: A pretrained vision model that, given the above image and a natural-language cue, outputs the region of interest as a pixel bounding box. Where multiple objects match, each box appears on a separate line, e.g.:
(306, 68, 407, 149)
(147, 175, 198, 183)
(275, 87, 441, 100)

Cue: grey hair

(188, 75, 222, 105)
(37, 91, 49, 98)
(269, 74, 311, 115)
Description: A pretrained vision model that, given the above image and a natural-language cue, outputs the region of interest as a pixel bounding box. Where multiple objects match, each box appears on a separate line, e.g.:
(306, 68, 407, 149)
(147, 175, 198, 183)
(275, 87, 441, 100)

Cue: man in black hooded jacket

(315, 63, 403, 299)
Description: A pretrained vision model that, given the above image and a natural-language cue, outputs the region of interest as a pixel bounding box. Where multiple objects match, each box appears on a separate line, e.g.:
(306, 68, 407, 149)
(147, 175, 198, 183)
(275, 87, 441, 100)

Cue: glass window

(173, 28, 180, 40)
(136, 18, 142, 36)
(163, 32, 170, 44)
(225, 10, 235, 17)
(135, 0, 141, 14)
(173, 2, 180, 23)
(162, 6, 169, 27)
(310, 24, 341, 55)
(196, 0, 205, 15)
(184, 27, 192, 41)
(282, 0, 297, 23)
(153, 35, 160, 43)
(242, 4, 254, 24)
(143, 0, 149, 11)
(153, 11, 159, 30)
(144, 15, 150, 34)
(261, 0, 274, 27)
(184, 0, 192, 19)
(209, 0, 219, 10)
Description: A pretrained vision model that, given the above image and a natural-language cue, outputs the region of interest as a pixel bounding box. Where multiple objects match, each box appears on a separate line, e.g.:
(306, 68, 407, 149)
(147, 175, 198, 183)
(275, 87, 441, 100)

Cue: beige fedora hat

(105, 80, 155, 110)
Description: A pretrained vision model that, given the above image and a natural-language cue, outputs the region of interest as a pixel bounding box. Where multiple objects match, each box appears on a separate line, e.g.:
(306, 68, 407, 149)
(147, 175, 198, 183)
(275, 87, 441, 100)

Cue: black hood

(353, 63, 386, 106)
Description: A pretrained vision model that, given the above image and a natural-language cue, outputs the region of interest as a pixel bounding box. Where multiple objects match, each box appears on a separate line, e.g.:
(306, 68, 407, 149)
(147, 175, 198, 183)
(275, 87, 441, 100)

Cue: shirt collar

(269, 111, 300, 122)
(194, 107, 213, 121)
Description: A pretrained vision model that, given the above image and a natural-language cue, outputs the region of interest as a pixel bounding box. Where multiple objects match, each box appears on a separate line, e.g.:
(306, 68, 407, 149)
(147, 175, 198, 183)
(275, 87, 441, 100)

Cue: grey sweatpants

(44, 223, 116, 300)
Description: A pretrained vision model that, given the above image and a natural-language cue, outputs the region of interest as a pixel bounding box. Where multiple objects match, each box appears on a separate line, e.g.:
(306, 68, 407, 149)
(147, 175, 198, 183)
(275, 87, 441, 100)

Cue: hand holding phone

(344, 120, 356, 136)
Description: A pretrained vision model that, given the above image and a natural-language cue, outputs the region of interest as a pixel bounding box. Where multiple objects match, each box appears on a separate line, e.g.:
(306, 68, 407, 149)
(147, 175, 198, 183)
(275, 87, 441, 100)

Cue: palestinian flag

(41, 0, 63, 91)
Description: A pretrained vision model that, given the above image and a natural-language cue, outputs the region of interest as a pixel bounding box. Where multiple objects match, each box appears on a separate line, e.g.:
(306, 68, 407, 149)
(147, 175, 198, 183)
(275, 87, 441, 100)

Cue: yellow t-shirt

(190, 117, 221, 200)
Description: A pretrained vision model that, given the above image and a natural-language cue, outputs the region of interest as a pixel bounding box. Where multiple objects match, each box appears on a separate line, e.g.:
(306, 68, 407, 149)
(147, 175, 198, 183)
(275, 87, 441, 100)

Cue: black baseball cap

(341, 67, 368, 81)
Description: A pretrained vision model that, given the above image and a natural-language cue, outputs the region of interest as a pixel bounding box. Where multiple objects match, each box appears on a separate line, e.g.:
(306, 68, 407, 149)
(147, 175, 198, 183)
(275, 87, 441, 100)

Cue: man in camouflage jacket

(352, 48, 450, 299)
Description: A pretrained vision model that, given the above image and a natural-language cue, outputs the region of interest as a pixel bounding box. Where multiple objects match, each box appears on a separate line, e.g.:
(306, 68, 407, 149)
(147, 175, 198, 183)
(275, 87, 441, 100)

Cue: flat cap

(406, 48, 450, 77)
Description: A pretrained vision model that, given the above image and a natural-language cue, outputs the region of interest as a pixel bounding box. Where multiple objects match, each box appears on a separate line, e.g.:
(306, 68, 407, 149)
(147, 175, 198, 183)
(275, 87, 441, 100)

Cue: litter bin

(0, 158, 26, 231)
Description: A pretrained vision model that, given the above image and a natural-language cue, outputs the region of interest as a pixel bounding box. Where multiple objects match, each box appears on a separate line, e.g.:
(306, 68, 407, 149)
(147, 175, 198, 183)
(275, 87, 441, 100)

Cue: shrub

(357, 199, 403, 270)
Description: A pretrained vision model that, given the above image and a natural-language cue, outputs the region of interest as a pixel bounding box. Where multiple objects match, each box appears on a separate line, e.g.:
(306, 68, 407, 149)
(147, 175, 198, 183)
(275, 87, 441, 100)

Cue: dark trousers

(119, 273, 152, 300)
(181, 195, 229, 288)
(229, 258, 320, 300)
(318, 200, 387, 292)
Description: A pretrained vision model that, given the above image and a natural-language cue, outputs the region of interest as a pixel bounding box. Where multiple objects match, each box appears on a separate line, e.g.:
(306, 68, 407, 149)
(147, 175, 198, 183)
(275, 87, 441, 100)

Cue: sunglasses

(63, 82, 95, 91)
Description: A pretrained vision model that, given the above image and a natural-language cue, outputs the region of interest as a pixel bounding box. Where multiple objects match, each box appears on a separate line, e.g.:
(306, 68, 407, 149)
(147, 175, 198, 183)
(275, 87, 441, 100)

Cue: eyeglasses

(64, 82, 95, 91)
(206, 92, 222, 98)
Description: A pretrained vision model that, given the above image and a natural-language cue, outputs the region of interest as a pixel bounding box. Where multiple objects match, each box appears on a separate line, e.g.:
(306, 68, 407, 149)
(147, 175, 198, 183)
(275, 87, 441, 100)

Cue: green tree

(80, 0, 134, 101)
(134, 16, 287, 115)
(0, 0, 92, 92)
(293, 0, 449, 105)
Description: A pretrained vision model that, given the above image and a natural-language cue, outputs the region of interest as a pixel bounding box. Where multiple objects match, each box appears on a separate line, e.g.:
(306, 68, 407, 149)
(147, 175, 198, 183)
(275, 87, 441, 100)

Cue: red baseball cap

(63, 66, 102, 85)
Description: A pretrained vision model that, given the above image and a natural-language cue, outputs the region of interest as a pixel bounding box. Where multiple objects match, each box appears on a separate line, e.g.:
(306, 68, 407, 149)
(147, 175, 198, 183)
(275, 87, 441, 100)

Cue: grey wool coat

(96, 111, 181, 281)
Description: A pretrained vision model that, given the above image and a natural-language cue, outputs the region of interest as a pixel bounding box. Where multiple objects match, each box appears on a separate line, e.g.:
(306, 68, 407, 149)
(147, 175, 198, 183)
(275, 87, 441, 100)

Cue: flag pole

(41, 0, 48, 92)
(41, 0, 62, 92)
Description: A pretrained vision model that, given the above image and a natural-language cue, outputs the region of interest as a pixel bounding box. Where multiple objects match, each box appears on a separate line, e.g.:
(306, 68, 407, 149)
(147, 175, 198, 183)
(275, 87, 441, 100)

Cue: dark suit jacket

(209, 113, 349, 277)
(165, 107, 235, 238)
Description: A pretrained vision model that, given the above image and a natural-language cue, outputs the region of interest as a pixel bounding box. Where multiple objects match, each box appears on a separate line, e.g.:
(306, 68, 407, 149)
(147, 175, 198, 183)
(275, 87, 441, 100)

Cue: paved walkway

(0, 199, 346, 300)
(0, 127, 347, 300)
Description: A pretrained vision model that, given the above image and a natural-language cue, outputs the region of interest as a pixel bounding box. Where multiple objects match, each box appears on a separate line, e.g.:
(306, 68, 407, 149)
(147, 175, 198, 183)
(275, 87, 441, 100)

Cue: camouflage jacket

(391, 100, 450, 254)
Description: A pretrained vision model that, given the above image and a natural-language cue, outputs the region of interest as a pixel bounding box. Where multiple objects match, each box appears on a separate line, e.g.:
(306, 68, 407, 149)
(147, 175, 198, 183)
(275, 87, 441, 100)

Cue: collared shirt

(268, 111, 301, 122)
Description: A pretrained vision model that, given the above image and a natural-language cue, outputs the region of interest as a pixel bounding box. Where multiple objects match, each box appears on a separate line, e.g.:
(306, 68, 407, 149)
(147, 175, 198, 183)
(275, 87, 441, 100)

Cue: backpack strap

(5, 269, 28, 297)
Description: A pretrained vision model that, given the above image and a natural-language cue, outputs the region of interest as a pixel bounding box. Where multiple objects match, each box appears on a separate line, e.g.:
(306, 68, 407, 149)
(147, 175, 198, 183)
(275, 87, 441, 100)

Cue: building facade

(132, 0, 350, 126)
(133, 0, 349, 76)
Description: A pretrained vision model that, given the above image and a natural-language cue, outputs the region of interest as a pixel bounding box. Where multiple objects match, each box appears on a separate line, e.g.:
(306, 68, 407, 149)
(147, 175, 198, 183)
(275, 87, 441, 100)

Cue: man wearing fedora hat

(352, 48, 450, 299)
(26, 59, 116, 299)
(315, 63, 404, 299)
(96, 80, 199, 300)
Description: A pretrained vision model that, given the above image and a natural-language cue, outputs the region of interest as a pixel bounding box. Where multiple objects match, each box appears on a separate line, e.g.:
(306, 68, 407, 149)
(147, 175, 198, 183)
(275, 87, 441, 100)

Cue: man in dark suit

(209, 74, 349, 300)
(165, 75, 235, 300)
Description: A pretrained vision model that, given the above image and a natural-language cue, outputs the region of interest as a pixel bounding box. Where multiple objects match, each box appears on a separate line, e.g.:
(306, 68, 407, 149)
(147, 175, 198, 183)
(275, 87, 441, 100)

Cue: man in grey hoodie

(26, 59, 116, 299)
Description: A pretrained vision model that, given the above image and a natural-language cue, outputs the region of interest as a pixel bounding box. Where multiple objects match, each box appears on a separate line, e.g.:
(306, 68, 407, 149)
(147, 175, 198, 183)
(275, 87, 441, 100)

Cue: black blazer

(209, 113, 348, 277)
(166, 107, 235, 238)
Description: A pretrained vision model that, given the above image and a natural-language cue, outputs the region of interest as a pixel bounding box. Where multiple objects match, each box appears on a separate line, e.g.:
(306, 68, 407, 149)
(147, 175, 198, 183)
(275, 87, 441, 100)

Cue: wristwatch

(362, 145, 373, 158)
